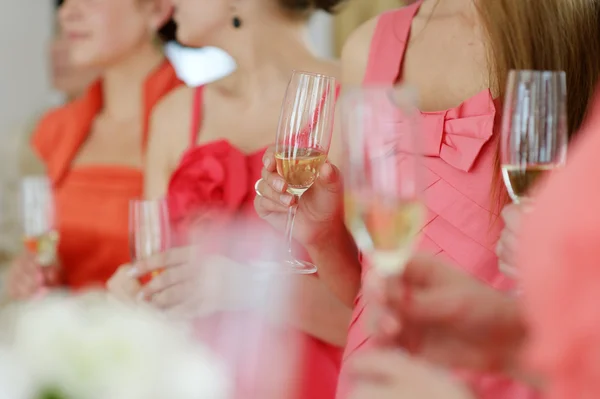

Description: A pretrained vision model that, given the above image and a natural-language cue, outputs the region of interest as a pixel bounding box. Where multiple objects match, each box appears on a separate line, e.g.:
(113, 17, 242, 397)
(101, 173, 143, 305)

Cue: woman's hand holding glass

(7, 176, 61, 300)
(371, 255, 525, 374)
(108, 248, 247, 318)
(6, 253, 61, 300)
(254, 146, 346, 250)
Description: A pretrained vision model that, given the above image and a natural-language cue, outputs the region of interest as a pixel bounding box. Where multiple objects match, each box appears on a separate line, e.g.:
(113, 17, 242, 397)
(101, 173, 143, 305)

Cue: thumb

(316, 162, 342, 194)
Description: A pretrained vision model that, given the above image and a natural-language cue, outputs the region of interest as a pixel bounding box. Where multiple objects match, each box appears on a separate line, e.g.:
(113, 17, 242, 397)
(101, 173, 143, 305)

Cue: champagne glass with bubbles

(501, 70, 568, 204)
(341, 86, 424, 277)
(274, 71, 337, 274)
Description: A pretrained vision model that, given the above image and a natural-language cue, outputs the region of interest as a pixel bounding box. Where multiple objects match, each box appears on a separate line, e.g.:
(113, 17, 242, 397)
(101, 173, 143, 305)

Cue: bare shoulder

(341, 15, 381, 85)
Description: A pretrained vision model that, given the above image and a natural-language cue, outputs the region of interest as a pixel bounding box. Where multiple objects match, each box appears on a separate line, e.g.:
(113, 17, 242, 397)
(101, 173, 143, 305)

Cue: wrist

(306, 218, 355, 254)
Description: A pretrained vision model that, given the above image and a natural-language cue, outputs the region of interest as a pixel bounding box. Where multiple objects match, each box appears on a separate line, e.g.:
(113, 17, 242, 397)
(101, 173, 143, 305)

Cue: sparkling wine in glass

(129, 198, 172, 285)
(500, 70, 568, 204)
(341, 86, 424, 276)
(20, 176, 59, 266)
(275, 71, 337, 274)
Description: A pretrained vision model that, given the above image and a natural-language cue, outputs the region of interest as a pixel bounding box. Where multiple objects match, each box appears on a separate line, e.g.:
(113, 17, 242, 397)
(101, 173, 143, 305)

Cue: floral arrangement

(0, 292, 231, 399)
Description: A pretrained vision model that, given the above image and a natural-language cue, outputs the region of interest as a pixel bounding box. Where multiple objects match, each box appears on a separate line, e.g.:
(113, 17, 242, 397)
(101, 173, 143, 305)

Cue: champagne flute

(129, 199, 172, 285)
(341, 86, 424, 276)
(274, 71, 337, 274)
(20, 176, 59, 266)
(501, 70, 568, 204)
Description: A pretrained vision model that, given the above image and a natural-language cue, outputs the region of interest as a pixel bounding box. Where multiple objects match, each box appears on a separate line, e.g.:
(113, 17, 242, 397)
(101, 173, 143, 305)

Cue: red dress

(166, 86, 342, 399)
(31, 60, 182, 290)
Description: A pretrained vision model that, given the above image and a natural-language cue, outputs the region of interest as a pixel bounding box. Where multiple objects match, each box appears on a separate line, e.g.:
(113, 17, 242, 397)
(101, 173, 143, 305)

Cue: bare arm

(281, 275, 352, 346)
(304, 17, 381, 308)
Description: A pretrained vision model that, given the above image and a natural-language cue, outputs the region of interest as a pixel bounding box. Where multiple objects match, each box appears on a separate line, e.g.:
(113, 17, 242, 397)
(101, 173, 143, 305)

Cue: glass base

(284, 259, 318, 275)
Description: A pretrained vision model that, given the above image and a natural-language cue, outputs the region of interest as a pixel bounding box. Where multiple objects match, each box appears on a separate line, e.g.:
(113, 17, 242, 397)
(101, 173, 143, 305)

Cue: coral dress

(166, 86, 342, 399)
(31, 60, 181, 290)
(337, 3, 536, 398)
(519, 90, 600, 399)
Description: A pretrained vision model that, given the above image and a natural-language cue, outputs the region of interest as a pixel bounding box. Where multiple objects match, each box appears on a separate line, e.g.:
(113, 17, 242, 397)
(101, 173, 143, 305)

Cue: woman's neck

(101, 42, 165, 121)
(211, 20, 317, 100)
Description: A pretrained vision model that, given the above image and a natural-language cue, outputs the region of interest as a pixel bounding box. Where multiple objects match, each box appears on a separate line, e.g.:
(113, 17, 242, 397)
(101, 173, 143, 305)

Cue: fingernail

(273, 179, 284, 192)
(280, 194, 293, 205)
(264, 157, 271, 169)
(136, 291, 146, 302)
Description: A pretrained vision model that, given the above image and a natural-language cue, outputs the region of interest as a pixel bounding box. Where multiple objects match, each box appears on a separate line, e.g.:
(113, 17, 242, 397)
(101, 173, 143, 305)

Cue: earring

(232, 15, 242, 28)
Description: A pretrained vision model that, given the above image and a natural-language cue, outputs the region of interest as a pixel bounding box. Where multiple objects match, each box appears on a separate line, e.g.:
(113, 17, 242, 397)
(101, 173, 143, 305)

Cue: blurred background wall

(0, 2, 54, 138)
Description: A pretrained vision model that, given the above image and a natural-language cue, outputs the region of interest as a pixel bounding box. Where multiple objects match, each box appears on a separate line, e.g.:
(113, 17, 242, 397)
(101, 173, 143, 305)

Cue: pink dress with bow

(519, 90, 600, 399)
(337, 3, 537, 398)
(167, 86, 342, 399)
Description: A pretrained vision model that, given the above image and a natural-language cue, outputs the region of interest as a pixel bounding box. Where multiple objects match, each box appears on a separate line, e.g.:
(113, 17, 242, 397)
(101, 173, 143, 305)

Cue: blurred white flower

(0, 347, 33, 399)
(0, 292, 231, 399)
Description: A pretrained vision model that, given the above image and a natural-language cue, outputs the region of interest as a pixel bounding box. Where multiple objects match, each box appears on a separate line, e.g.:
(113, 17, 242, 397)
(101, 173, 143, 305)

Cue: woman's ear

(145, 0, 174, 32)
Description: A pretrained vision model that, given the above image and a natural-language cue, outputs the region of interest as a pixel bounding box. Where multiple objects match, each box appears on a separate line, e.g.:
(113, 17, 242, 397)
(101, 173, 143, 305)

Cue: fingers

(41, 265, 62, 286)
(260, 167, 293, 204)
(402, 253, 448, 287)
(148, 280, 197, 309)
(262, 146, 276, 172)
(349, 383, 397, 399)
(139, 263, 196, 298)
(7, 255, 45, 300)
(498, 260, 518, 279)
(496, 229, 519, 278)
(254, 163, 295, 219)
(132, 246, 192, 276)
(106, 265, 141, 302)
(257, 173, 293, 207)
(500, 204, 522, 232)
(254, 195, 290, 219)
(350, 349, 413, 382)
(316, 162, 342, 191)
(389, 287, 467, 325)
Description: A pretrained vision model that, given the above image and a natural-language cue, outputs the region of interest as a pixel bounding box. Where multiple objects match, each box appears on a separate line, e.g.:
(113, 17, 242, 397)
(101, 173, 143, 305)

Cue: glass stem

(284, 195, 300, 258)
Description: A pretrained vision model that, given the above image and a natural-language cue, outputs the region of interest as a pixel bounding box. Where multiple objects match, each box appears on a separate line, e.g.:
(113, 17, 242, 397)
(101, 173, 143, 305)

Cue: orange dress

(30, 61, 182, 290)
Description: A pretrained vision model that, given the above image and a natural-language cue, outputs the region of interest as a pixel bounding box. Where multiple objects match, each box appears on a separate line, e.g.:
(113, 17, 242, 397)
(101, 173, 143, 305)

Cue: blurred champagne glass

(500, 70, 568, 204)
(129, 198, 172, 285)
(341, 86, 424, 276)
(20, 176, 58, 267)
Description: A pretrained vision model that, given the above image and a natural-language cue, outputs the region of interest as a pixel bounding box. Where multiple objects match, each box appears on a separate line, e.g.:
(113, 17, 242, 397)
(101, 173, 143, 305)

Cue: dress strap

(189, 86, 204, 148)
(363, 1, 423, 85)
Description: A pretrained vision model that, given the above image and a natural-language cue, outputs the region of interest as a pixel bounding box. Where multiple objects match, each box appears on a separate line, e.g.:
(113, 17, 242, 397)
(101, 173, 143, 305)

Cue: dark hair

(54, 0, 177, 42)
(157, 17, 177, 42)
(278, 0, 346, 15)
